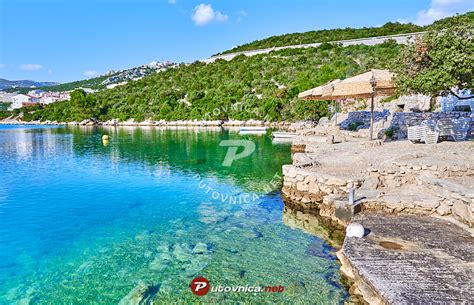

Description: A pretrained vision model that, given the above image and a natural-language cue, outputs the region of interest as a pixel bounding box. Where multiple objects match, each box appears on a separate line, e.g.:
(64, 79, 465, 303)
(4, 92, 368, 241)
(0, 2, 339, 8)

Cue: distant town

(0, 89, 71, 110)
(0, 60, 174, 111)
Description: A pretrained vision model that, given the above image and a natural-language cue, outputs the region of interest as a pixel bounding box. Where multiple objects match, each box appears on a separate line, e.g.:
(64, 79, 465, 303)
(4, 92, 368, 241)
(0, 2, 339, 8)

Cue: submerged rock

(156, 242, 170, 253)
(241, 228, 264, 239)
(173, 244, 192, 262)
(199, 211, 230, 224)
(199, 216, 218, 224)
(149, 253, 172, 271)
(135, 230, 152, 241)
(183, 260, 208, 277)
(118, 282, 159, 305)
(192, 242, 209, 254)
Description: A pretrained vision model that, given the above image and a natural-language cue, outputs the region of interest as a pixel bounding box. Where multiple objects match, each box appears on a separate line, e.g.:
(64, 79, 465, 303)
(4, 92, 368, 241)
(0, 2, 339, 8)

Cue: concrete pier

(338, 212, 474, 304)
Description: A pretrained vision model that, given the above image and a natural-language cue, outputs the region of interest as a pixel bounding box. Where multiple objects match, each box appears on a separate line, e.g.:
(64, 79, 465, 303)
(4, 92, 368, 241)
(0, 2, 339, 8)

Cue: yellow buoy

(102, 139, 110, 147)
(102, 135, 110, 141)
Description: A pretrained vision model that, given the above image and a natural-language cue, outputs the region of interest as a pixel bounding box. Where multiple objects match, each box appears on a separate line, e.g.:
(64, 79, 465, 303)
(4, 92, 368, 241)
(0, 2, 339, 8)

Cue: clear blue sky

(0, 0, 472, 82)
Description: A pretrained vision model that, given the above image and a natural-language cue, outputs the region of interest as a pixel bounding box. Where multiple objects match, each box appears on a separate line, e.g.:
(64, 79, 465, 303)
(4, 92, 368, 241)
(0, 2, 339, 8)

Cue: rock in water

(156, 242, 169, 253)
(183, 260, 208, 277)
(149, 253, 172, 271)
(118, 282, 159, 305)
(192, 242, 209, 254)
(346, 223, 365, 238)
(173, 244, 192, 262)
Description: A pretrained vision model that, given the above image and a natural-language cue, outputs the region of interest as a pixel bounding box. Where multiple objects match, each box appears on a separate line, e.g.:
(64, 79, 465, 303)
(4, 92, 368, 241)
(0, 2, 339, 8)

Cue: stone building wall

(338, 110, 390, 130)
(390, 112, 473, 139)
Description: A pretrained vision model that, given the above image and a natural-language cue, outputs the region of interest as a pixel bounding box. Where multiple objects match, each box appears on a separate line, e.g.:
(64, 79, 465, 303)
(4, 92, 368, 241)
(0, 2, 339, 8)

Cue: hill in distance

(5, 61, 173, 94)
(0, 78, 59, 90)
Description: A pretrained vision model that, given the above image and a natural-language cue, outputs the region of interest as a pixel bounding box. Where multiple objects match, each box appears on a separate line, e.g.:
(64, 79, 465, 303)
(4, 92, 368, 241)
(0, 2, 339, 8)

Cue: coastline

(0, 118, 316, 131)
(281, 136, 473, 304)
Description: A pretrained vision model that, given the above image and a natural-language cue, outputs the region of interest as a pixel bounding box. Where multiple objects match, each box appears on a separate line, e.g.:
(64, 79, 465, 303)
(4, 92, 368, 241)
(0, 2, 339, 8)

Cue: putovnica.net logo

(190, 277, 285, 296)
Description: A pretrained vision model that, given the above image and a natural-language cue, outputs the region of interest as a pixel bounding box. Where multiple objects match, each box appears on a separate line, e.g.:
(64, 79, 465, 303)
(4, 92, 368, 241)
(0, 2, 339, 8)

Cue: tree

(393, 24, 473, 97)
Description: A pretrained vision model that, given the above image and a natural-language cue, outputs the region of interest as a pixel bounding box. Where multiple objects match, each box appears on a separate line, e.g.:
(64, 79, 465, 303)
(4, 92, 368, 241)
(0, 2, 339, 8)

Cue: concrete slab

(342, 212, 474, 304)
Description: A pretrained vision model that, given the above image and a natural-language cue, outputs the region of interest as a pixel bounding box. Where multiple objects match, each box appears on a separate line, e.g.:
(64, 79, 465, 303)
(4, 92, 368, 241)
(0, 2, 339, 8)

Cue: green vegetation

(384, 128, 394, 138)
(218, 12, 473, 55)
(348, 121, 364, 131)
(31, 41, 401, 122)
(219, 22, 422, 55)
(0, 110, 11, 120)
(393, 16, 473, 96)
(0, 102, 11, 111)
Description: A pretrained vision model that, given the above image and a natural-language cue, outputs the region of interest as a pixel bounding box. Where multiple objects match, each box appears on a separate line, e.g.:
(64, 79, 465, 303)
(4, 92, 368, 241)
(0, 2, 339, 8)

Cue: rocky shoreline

(281, 135, 473, 304)
(0, 118, 318, 131)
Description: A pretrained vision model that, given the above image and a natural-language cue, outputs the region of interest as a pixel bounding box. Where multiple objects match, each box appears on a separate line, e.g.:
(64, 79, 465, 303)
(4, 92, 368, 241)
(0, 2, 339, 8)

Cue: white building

(0, 92, 15, 103)
(40, 96, 57, 105)
(9, 94, 40, 110)
(27, 89, 45, 98)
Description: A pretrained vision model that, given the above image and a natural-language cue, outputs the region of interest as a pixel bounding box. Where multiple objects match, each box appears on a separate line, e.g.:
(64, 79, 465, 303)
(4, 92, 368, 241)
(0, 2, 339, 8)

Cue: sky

(0, 0, 472, 83)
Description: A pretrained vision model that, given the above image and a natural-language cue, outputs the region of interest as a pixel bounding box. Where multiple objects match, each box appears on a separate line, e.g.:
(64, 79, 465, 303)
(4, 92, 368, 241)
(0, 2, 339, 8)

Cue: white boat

(239, 130, 267, 135)
(239, 126, 267, 132)
(272, 138, 294, 144)
(272, 132, 297, 139)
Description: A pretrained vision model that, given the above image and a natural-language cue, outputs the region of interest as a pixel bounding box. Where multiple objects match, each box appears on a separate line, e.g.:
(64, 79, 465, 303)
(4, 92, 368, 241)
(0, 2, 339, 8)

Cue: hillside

(26, 41, 401, 122)
(0, 78, 58, 90)
(218, 12, 473, 55)
(5, 61, 172, 94)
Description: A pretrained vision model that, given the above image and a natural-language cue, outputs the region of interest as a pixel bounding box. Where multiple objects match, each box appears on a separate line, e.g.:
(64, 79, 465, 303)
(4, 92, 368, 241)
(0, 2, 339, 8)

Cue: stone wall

(283, 160, 473, 228)
(390, 112, 473, 139)
(338, 110, 390, 130)
(282, 165, 363, 225)
(362, 161, 473, 227)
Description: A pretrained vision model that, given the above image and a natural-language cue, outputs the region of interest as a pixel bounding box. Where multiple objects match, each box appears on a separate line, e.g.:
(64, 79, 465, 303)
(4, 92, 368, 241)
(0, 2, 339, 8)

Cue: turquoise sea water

(0, 125, 347, 304)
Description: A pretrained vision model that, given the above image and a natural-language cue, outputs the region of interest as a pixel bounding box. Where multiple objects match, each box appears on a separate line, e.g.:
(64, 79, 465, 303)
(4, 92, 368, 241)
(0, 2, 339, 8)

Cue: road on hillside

(202, 32, 424, 63)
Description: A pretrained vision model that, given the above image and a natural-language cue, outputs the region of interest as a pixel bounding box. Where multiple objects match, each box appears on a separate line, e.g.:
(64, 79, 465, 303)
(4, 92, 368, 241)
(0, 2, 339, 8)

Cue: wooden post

(370, 94, 374, 140)
(369, 73, 376, 140)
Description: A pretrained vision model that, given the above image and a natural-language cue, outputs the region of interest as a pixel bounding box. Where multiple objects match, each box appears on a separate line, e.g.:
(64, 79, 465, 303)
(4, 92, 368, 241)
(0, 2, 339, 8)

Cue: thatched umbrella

(330, 69, 395, 139)
(298, 79, 341, 100)
(299, 69, 395, 140)
(298, 79, 341, 123)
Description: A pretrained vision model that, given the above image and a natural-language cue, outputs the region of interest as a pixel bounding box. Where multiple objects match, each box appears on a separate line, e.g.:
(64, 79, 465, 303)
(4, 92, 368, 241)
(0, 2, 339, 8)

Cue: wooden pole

(369, 73, 376, 141)
(370, 94, 374, 140)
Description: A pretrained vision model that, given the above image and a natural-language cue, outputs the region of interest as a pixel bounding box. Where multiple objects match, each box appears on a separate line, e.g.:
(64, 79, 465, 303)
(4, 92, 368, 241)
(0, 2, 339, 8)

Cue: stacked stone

(282, 165, 363, 218)
(390, 112, 472, 139)
(363, 161, 473, 227)
(338, 110, 390, 130)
